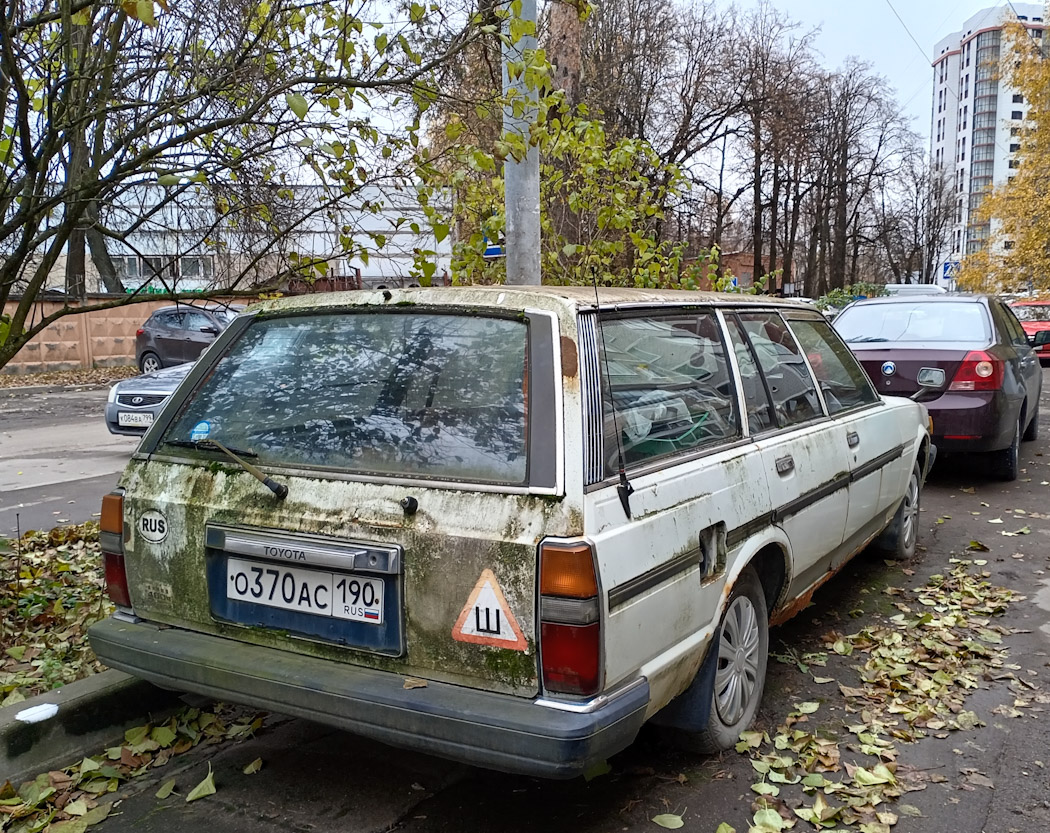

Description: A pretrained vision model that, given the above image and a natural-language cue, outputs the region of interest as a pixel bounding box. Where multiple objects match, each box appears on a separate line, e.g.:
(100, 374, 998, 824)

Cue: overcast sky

(758, 0, 1034, 140)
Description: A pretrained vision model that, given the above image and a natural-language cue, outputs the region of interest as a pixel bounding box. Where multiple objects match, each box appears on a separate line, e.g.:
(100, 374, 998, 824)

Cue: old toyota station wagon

(90, 287, 933, 778)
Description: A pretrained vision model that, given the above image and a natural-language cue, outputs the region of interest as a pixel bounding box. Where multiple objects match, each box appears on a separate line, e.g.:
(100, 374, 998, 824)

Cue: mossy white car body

(90, 287, 932, 778)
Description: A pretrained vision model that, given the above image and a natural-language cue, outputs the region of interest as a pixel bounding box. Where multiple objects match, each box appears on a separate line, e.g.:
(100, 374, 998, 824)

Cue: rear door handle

(847, 431, 860, 448)
(775, 455, 794, 475)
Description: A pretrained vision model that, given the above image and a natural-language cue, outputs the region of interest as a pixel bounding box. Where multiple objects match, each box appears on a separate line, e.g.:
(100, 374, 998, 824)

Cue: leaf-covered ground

(0, 704, 266, 832)
(0, 523, 112, 707)
(0, 367, 138, 390)
(721, 562, 1026, 833)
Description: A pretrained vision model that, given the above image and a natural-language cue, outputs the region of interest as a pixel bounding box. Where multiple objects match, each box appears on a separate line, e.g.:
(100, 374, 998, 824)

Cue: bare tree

(0, 0, 484, 371)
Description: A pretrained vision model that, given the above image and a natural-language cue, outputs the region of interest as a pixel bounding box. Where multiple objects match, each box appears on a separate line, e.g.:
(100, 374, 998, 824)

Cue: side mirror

(1030, 329, 1050, 347)
(200, 326, 219, 335)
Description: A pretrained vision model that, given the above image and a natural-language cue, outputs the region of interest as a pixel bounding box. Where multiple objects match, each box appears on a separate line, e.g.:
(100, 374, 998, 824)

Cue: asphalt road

(4, 374, 1050, 833)
(0, 387, 138, 537)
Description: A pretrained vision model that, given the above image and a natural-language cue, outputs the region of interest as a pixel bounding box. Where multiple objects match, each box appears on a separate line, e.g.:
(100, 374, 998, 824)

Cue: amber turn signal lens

(540, 543, 598, 598)
(100, 493, 123, 535)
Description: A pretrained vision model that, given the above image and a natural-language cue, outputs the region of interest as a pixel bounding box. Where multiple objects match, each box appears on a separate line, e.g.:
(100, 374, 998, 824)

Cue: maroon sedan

(834, 295, 1042, 481)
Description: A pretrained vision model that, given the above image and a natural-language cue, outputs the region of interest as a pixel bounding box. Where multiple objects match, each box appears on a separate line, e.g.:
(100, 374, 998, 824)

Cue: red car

(1010, 300, 1050, 366)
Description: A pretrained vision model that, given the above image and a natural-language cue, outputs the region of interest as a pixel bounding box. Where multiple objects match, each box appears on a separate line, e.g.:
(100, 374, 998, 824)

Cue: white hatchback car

(90, 287, 932, 778)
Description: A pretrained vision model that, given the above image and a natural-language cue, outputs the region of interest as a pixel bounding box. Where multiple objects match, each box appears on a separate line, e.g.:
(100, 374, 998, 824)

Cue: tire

(1023, 402, 1039, 442)
(685, 567, 769, 753)
(877, 462, 921, 560)
(139, 352, 162, 374)
(994, 414, 1021, 482)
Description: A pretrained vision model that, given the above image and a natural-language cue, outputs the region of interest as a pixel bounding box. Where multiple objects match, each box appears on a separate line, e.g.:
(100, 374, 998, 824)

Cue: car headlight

(107, 384, 118, 404)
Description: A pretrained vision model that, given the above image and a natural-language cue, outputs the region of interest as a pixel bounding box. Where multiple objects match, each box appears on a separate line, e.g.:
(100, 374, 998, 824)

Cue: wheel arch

(650, 538, 784, 740)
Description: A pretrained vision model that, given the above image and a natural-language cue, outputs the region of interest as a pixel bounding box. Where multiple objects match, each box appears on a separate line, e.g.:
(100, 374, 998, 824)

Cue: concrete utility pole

(502, 0, 541, 285)
(1044, 1, 1050, 57)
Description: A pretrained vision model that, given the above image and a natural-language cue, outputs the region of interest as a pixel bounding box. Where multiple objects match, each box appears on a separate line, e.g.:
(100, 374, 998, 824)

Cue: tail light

(539, 540, 601, 697)
(100, 491, 132, 610)
(135, 328, 145, 337)
(948, 351, 1003, 391)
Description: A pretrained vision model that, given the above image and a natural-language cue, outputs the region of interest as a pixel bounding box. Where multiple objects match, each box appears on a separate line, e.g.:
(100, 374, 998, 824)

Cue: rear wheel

(684, 567, 769, 753)
(994, 414, 1021, 482)
(139, 352, 161, 374)
(877, 462, 921, 560)
(1023, 402, 1039, 442)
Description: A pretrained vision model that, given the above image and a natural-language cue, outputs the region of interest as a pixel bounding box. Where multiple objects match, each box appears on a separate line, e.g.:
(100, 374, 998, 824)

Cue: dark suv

(135, 304, 244, 372)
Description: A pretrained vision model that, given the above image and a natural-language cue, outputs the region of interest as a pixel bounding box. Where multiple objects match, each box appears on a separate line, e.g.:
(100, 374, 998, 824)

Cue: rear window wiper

(164, 439, 259, 457)
(161, 439, 288, 500)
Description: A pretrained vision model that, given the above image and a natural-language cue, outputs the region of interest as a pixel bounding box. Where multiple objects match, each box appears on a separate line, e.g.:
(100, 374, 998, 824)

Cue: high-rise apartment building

(931, 4, 1044, 278)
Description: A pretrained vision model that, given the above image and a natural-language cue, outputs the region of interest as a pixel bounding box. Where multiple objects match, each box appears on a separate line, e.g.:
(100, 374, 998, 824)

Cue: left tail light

(538, 540, 602, 697)
(100, 491, 132, 610)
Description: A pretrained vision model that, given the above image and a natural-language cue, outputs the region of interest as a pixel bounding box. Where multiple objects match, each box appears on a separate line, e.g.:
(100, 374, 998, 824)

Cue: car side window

(183, 311, 212, 332)
(999, 303, 1031, 349)
(785, 315, 880, 414)
(735, 312, 823, 428)
(156, 312, 183, 329)
(724, 315, 777, 434)
(599, 312, 740, 475)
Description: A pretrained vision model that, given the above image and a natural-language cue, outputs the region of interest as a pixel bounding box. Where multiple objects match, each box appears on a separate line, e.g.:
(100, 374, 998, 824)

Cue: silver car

(104, 362, 194, 436)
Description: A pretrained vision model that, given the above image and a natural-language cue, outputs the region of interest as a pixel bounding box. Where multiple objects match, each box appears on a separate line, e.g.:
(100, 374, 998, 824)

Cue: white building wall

(930, 4, 1045, 284)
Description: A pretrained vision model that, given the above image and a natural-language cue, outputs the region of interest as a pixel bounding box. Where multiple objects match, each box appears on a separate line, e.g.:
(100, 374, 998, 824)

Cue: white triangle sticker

(452, 569, 528, 651)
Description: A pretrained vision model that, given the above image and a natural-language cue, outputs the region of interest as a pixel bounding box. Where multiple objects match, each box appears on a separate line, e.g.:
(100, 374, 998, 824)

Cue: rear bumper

(927, 390, 1014, 452)
(89, 617, 650, 779)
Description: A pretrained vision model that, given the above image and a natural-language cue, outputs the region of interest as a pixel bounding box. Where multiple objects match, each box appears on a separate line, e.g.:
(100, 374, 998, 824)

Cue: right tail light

(538, 540, 602, 697)
(948, 351, 1003, 391)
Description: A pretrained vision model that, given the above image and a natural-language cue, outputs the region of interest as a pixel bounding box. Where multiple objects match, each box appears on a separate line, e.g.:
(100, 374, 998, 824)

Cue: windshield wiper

(846, 336, 890, 343)
(161, 439, 288, 500)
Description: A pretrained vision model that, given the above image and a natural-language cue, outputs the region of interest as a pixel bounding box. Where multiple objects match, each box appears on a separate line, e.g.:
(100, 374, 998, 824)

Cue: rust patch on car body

(560, 336, 578, 378)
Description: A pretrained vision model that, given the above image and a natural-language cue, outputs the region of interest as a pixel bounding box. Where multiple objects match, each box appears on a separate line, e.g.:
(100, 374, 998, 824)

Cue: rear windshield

(1011, 304, 1050, 322)
(161, 312, 529, 484)
(834, 302, 991, 343)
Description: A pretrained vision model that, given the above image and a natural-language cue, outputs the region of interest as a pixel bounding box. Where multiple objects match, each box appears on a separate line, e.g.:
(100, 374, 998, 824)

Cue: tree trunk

(831, 132, 849, 290)
(784, 158, 803, 295)
(751, 112, 763, 289)
(803, 185, 822, 297)
(768, 142, 781, 292)
(65, 228, 87, 298)
(548, 1, 583, 108)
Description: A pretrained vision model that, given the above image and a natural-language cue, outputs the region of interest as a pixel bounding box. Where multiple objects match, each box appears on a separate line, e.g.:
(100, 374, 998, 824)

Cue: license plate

(118, 411, 154, 427)
(226, 557, 384, 625)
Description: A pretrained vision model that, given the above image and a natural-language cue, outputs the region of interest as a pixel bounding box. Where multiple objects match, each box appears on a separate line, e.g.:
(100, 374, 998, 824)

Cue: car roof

(845, 294, 988, 307)
(150, 302, 246, 314)
(249, 286, 814, 317)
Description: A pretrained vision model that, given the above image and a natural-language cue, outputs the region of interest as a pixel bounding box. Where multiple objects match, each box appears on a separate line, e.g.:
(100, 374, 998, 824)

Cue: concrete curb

(0, 383, 112, 395)
(0, 669, 183, 785)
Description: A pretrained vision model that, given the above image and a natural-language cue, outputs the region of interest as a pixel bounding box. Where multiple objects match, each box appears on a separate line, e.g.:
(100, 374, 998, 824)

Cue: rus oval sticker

(139, 510, 169, 543)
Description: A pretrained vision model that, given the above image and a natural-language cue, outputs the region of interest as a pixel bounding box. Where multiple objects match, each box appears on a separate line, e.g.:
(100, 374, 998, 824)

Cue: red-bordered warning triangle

(452, 568, 528, 651)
